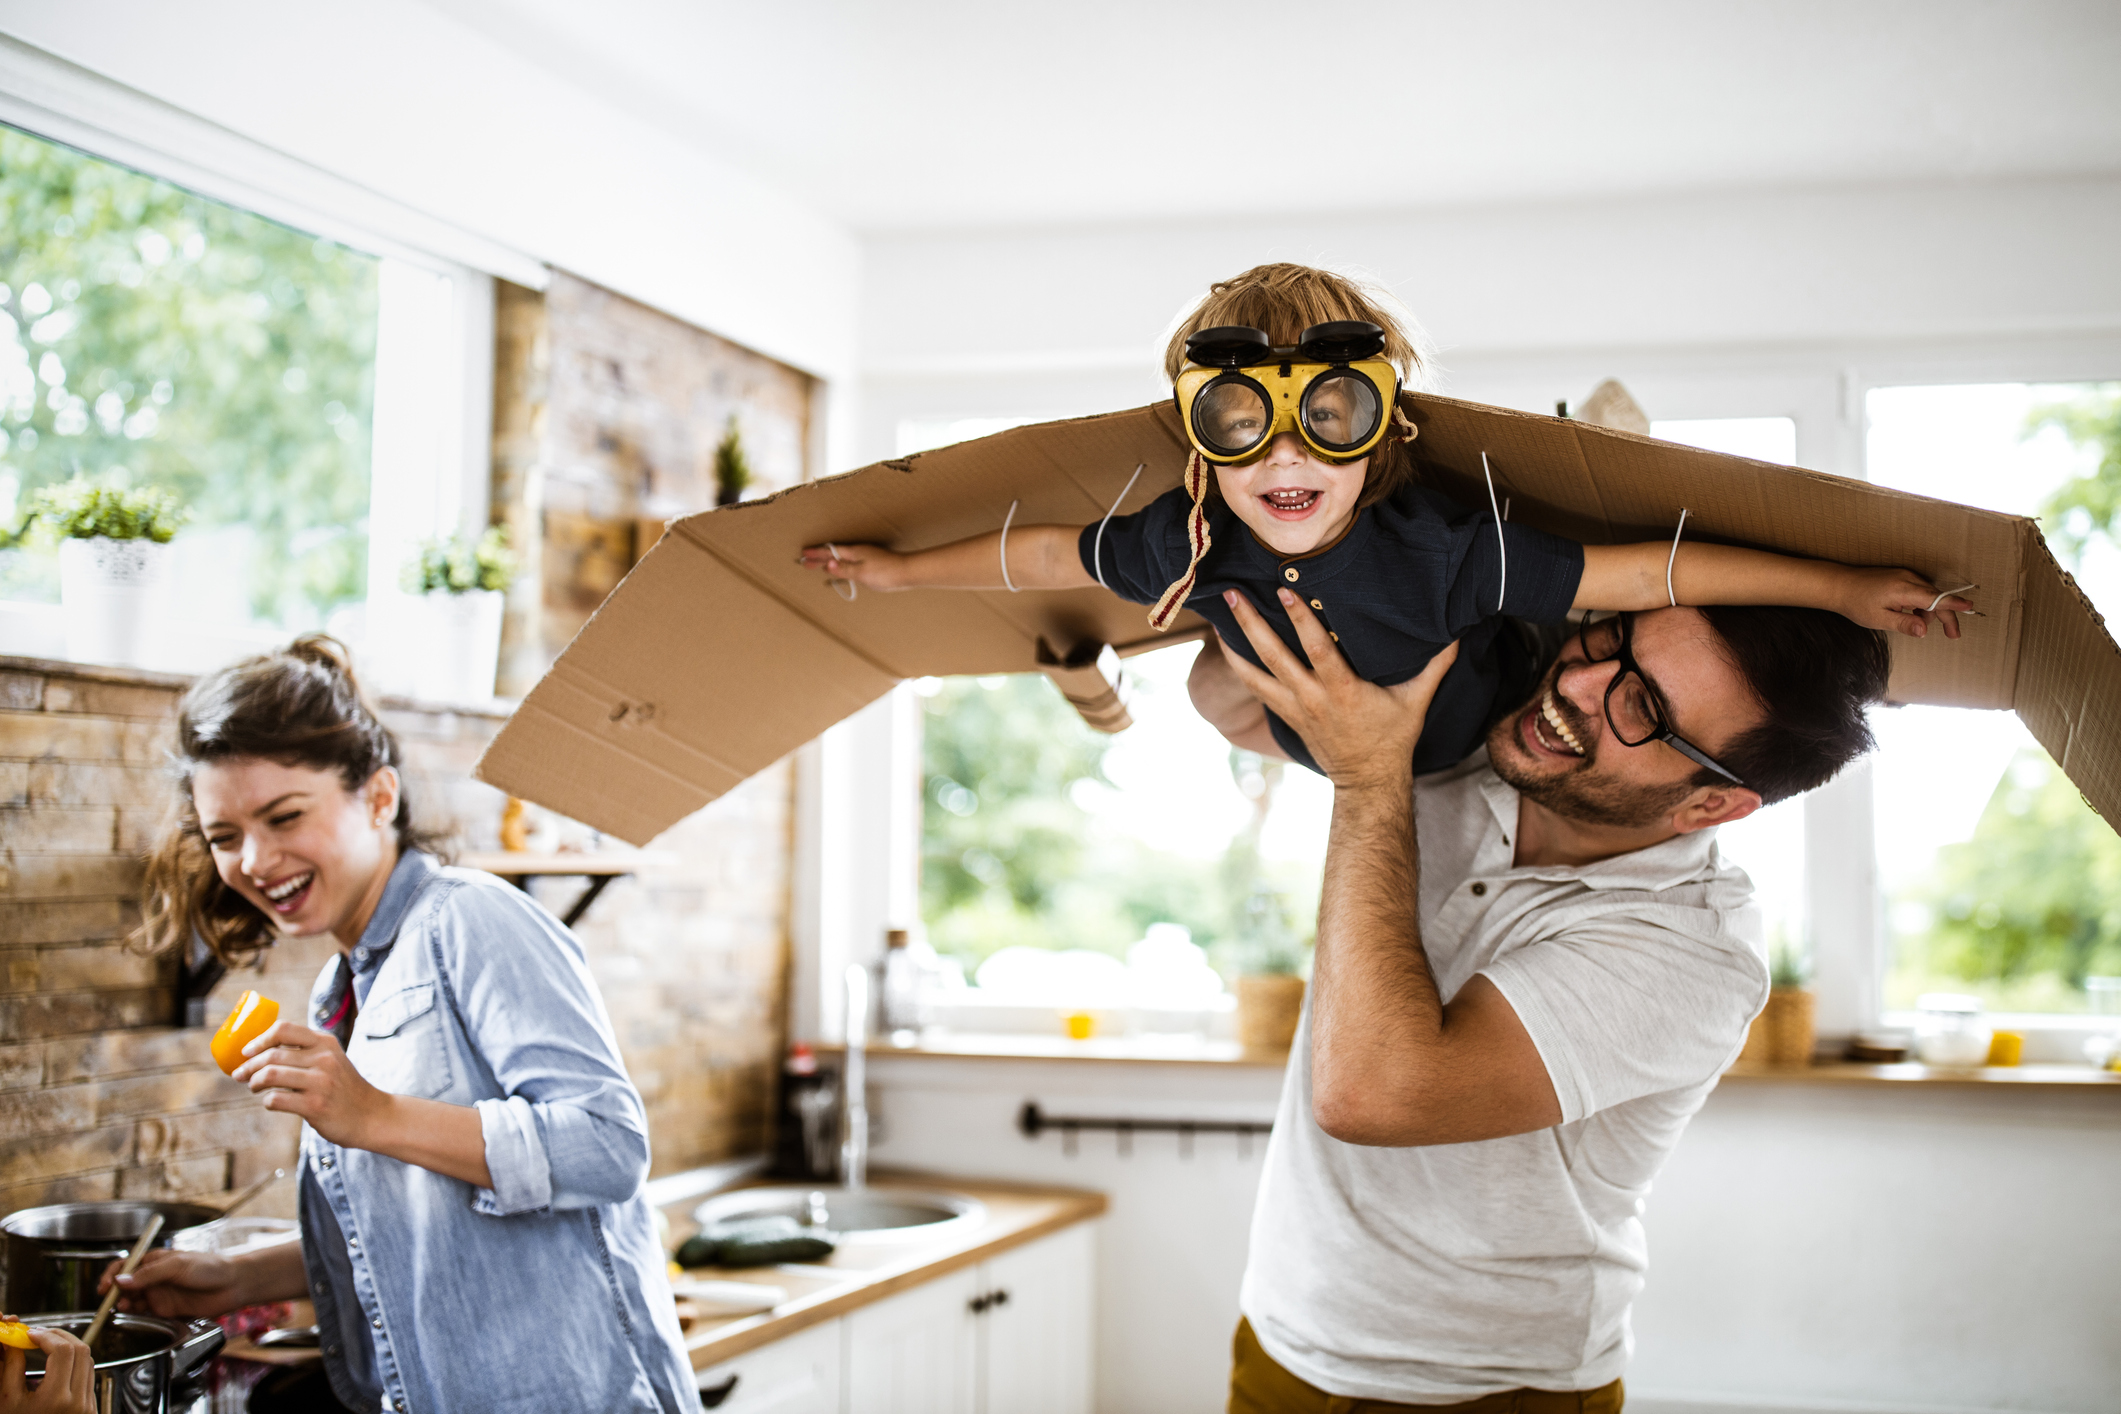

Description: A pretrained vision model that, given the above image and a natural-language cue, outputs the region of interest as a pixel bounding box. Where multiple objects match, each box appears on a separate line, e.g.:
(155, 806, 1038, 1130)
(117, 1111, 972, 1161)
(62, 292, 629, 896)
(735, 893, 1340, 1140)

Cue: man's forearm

(1309, 777, 1446, 1140)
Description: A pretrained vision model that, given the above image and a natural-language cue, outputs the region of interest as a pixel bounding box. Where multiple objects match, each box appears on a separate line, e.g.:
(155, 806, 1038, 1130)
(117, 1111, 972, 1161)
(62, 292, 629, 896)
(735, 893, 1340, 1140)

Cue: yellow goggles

(1173, 321, 1401, 465)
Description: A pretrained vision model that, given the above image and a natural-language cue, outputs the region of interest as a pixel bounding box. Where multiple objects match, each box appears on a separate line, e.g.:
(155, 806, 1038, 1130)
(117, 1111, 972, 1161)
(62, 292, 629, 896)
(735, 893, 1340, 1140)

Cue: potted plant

(713, 415, 754, 507)
(400, 526, 516, 702)
(6, 477, 187, 668)
(1230, 895, 1309, 1052)
(1739, 939, 1816, 1067)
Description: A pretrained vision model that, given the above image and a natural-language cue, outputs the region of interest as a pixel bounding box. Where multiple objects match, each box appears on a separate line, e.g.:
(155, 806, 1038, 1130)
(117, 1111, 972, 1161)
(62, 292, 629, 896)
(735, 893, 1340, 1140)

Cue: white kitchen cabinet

(975, 1224, 1094, 1414)
(843, 1265, 981, 1414)
(695, 1318, 843, 1414)
(839, 1226, 1095, 1414)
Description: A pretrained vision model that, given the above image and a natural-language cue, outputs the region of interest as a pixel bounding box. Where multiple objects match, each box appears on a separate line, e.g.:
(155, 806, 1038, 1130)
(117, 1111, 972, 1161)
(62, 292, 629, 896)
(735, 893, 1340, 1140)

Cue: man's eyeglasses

(1575, 613, 1748, 788)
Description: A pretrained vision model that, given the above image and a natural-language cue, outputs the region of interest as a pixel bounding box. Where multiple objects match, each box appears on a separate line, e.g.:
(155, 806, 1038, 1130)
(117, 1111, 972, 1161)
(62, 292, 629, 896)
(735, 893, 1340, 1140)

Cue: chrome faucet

(840, 963, 869, 1191)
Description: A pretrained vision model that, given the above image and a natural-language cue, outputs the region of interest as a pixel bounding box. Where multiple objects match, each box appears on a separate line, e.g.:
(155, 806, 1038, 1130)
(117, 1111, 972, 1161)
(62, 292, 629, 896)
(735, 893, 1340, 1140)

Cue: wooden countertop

(1721, 1060, 2121, 1087)
(826, 1033, 1292, 1067)
(661, 1172, 1107, 1370)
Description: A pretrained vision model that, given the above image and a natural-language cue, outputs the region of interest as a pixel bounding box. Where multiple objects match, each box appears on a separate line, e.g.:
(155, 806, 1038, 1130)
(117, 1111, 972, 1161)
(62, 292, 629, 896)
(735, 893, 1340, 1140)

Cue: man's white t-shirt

(1240, 753, 1769, 1402)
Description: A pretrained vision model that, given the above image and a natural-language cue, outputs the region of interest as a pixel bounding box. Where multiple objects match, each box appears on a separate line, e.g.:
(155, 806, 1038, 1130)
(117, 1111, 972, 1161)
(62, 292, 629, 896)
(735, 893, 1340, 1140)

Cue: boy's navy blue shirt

(1080, 483, 1585, 774)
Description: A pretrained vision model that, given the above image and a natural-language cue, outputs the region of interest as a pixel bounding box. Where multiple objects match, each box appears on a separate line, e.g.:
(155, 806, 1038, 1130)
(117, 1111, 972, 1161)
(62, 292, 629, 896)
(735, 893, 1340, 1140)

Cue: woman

(110, 636, 693, 1413)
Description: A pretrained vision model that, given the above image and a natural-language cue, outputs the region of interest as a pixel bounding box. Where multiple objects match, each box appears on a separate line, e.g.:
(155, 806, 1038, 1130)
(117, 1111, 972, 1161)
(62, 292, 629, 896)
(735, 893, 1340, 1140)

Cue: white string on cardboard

(1092, 463, 1146, 591)
(1480, 453, 1507, 614)
(999, 500, 1022, 592)
(1666, 509, 1690, 608)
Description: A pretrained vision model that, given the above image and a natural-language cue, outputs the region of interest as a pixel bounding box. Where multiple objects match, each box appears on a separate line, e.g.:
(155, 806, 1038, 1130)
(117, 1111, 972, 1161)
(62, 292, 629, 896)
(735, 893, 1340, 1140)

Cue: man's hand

(1215, 587, 1459, 789)
(233, 1021, 392, 1151)
(1837, 567, 1974, 640)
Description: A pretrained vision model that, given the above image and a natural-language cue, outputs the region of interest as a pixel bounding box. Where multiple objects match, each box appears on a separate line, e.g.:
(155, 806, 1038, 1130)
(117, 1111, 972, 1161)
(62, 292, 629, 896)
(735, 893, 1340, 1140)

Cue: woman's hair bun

(283, 631, 364, 696)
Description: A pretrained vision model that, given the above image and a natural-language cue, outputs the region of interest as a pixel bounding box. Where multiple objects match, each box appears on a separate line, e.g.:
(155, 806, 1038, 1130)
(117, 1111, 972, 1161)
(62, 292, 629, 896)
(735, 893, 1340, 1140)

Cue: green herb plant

(713, 415, 754, 507)
(400, 525, 516, 596)
(5, 477, 187, 546)
(1769, 938, 1814, 991)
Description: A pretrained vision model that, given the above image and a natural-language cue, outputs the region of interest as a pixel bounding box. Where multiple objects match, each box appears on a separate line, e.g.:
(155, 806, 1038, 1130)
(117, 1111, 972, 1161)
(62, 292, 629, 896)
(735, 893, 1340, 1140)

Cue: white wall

(0, 2, 864, 463)
(867, 1056, 2121, 1414)
(855, 175, 2121, 461)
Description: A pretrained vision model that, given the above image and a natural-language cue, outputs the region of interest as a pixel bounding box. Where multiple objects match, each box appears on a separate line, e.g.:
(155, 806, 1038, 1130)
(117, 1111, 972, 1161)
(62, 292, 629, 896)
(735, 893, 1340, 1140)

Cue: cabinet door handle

(992, 1289, 1009, 1307)
(968, 1294, 990, 1314)
(699, 1373, 740, 1408)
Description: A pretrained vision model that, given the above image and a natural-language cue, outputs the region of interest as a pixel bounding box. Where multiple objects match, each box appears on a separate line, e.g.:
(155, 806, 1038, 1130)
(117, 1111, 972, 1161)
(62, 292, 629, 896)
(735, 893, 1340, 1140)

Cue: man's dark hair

(1695, 605, 1892, 806)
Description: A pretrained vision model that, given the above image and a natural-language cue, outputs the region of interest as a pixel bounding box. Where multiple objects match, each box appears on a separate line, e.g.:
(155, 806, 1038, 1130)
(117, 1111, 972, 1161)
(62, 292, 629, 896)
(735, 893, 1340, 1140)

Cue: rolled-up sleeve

(428, 885, 651, 1215)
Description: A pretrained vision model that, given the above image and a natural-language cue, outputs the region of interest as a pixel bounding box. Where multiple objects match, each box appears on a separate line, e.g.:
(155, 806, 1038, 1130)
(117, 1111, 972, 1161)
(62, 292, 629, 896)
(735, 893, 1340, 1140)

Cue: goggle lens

(1299, 369, 1382, 453)
(1193, 377, 1271, 458)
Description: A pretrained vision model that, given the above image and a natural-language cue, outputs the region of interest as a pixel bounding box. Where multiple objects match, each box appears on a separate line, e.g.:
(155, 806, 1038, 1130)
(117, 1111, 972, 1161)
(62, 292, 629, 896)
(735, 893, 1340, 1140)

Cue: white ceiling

(427, 0, 2121, 234)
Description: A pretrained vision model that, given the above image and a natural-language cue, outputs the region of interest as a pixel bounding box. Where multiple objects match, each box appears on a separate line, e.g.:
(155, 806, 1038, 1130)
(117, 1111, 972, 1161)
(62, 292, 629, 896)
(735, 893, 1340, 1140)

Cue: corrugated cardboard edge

(2013, 525, 2121, 829)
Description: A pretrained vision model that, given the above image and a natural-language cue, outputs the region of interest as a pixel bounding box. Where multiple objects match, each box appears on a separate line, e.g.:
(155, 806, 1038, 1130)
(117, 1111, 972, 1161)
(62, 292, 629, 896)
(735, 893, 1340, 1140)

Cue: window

(917, 643, 1329, 987)
(1865, 382, 2121, 1015)
(0, 122, 492, 677)
(0, 126, 377, 640)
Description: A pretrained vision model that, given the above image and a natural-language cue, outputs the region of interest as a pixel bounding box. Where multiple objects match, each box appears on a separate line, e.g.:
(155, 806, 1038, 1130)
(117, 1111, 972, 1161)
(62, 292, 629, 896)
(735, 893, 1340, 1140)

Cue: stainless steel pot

(21, 1312, 223, 1414)
(1, 1202, 220, 1314)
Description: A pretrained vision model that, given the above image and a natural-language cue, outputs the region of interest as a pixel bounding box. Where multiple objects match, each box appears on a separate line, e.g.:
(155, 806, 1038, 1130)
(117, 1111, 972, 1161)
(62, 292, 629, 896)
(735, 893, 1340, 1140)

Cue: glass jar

(1913, 993, 1993, 1066)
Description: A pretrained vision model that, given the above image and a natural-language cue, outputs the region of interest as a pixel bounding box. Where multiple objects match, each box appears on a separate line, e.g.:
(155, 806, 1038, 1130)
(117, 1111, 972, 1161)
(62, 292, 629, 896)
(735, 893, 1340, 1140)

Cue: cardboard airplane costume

(475, 393, 2121, 846)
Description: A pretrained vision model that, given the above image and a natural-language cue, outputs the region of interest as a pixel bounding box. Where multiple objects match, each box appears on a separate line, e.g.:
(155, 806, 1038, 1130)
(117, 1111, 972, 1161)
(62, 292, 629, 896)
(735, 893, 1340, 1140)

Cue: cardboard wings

(475, 393, 2121, 846)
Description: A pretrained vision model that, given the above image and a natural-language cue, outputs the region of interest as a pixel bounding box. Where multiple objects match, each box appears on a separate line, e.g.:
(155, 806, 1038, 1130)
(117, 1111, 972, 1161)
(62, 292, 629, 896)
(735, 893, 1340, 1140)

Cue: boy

(801, 264, 1968, 775)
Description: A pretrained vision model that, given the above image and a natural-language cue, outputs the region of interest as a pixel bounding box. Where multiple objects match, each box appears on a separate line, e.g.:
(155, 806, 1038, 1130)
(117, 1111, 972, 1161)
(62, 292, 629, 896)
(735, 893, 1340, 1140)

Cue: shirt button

(320, 1154, 334, 1168)
(1329, 632, 1340, 642)
(1471, 882, 1488, 896)
(347, 1238, 358, 1250)
(1309, 599, 1323, 610)
(371, 1316, 383, 1330)
(1283, 568, 1299, 582)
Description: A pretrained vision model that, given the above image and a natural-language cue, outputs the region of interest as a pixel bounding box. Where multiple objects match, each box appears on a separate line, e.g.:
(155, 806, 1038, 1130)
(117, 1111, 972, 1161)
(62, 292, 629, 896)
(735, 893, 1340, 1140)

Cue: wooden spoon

(83, 1213, 163, 1349)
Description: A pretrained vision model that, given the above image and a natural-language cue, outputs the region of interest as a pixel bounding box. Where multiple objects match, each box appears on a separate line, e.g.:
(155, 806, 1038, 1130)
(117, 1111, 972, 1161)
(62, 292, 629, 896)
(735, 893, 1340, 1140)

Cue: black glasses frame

(1576, 612, 1749, 788)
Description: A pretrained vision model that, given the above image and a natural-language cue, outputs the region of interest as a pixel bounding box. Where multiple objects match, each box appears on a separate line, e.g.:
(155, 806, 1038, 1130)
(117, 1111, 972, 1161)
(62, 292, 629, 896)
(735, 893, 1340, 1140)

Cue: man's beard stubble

(1484, 677, 1697, 831)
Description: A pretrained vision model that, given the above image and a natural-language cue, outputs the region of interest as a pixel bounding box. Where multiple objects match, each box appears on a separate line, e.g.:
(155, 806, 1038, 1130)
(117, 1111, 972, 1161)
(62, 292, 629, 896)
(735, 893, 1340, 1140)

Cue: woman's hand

(1840, 568, 1974, 639)
(796, 542, 908, 591)
(97, 1247, 248, 1320)
(233, 1020, 391, 1151)
(0, 1326, 93, 1413)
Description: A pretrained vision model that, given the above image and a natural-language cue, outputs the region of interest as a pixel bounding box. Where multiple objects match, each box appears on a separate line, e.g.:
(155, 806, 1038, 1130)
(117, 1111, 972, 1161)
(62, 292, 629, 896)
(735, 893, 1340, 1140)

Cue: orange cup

(210, 990, 280, 1075)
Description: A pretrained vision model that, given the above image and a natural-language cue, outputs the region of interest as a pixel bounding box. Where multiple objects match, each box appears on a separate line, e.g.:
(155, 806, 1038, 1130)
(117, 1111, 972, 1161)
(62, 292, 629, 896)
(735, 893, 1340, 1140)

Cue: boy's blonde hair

(1162, 263, 1434, 508)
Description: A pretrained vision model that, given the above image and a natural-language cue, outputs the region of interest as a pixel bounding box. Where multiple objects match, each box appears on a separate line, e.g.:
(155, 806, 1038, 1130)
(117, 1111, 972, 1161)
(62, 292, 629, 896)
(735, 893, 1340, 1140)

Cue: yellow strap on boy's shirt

(1148, 448, 1213, 631)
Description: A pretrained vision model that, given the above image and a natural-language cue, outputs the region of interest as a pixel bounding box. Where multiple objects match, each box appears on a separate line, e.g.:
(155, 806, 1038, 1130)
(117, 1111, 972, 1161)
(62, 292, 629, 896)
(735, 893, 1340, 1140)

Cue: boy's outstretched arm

(1575, 542, 1976, 639)
(798, 526, 1097, 592)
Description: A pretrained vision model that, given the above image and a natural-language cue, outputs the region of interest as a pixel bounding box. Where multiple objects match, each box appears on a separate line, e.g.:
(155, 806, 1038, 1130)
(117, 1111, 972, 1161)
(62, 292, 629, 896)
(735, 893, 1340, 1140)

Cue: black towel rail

(1016, 1101, 1274, 1159)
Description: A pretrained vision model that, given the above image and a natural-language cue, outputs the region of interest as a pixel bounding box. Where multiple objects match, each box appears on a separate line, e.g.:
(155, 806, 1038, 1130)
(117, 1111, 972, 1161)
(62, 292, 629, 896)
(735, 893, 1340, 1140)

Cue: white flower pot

(58, 536, 172, 668)
(410, 588, 505, 703)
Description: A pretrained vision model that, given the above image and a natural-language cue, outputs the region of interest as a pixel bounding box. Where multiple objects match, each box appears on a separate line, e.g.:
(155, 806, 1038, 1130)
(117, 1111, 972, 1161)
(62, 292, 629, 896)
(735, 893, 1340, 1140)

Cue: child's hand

(796, 542, 907, 592)
(0, 1325, 93, 1413)
(1840, 568, 1975, 639)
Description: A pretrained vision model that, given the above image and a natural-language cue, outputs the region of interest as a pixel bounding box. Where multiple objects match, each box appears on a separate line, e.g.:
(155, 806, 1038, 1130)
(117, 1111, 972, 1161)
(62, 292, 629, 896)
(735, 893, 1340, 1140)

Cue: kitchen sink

(692, 1186, 986, 1244)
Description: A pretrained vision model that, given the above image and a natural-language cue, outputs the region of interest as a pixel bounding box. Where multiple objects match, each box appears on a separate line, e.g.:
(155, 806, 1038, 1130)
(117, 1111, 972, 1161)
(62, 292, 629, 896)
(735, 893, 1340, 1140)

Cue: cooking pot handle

(172, 1319, 225, 1377)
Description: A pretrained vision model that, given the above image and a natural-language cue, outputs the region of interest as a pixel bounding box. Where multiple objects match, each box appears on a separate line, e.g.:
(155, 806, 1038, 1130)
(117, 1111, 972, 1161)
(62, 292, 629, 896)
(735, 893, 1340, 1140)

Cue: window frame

(0, 36, 528, 672)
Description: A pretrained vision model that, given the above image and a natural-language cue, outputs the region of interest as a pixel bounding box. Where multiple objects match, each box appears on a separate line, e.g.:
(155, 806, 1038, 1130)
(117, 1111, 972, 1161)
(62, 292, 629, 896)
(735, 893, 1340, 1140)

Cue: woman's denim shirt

(296, 851, 693, 1413)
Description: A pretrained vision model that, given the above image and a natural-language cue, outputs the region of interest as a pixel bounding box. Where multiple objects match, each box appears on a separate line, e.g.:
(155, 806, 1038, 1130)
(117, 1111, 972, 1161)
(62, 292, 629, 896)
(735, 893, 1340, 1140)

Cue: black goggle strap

(1148, 449, 1213, 631)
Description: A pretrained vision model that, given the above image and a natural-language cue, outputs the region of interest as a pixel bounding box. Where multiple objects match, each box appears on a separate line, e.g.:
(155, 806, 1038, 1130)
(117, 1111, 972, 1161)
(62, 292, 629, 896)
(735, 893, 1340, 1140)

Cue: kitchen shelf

(457, 850, 674, 926)
(822, 1033, 1291, 1067)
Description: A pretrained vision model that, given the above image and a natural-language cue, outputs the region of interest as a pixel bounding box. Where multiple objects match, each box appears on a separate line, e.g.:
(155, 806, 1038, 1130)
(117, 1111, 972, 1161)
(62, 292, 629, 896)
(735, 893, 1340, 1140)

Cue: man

(1210, 587, 1893, 1411)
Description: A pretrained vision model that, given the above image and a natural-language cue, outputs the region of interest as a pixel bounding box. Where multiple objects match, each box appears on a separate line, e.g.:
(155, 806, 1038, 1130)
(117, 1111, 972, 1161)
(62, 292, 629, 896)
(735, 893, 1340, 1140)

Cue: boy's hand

(1840, 568, 1974, 640)
(796, 543, 907, 592)
(0, 1326, 93, 1413)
